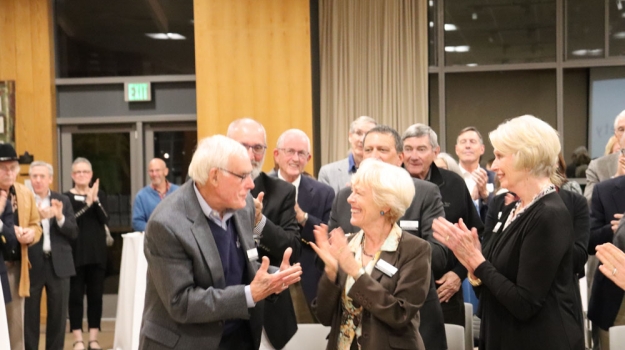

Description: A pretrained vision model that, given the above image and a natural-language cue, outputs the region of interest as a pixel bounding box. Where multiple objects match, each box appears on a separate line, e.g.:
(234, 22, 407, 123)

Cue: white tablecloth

(113, 232, 148, 350)
(0, 278, 9, 350)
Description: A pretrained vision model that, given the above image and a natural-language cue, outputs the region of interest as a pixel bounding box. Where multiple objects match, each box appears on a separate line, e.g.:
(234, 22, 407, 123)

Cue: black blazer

(475, 192, 583, 349)
(251, 173, 300, 349)
(328, 177, 448, 350)
(28, 191, 78, 282)
(588, 176, 625, 330)
(292, 175, 334, 305)
(0, 201, 17, 303)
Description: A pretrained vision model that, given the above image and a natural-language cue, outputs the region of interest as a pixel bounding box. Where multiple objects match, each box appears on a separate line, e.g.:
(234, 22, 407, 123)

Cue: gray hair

(436, 152, 462, 176)
(364, 125, 403, 154)
(615, 110, 625, 130)
(402, 123, 439, 149)
(276, 129, 311, 152)
(349, 116, 377, 133)
(29, 161, 54, 177)
(227, 118, 267, 144)
(72, 157, 92, 170)
(188, 135, 248, 186)
(351, 159, 415, 223)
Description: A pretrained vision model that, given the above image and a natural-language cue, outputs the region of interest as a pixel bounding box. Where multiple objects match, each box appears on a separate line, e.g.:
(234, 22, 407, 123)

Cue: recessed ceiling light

(145, 33, 186, 40)
(145, 33, 169, 40)
(472, 12, 478, 20)
(430, 21, 434, 28)
(444, 24, 457, 31)
(429, 0, 434, 7)
(571, 49, 587, 56)
(614, 31, 625, 39)
(445, 45, 470, 52)
(588, 48, 603, 55)
(467, 63, 478, 67)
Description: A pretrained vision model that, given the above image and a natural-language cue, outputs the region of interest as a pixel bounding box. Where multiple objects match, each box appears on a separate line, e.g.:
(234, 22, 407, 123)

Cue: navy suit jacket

(269, 172, 335, 305)
(588, 176, 625, 330)
(0, 201, 16, 303)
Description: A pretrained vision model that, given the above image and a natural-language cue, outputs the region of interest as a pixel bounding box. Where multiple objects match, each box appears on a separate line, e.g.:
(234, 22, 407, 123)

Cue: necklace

(361, 236, 376, 258)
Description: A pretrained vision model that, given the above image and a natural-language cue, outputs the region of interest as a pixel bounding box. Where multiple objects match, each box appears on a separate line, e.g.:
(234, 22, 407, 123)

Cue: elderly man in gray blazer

(318, 116, 376, 194)
(584, 110, 625, 204)
(139, 135, 302, 350)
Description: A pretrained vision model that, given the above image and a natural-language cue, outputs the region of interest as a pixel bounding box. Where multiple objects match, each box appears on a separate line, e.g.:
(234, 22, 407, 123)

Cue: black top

(65, 190, 109, 268)
(475, 192, 584, 350)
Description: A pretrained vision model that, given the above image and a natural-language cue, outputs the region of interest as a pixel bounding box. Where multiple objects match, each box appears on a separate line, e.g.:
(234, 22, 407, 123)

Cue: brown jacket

(313, 231, 431, 350)
(15, 182, 42, 297)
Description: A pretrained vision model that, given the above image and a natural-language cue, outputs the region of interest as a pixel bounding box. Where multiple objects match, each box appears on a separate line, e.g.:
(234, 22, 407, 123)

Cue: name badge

(246, 248, 259, 262)
(486, 183, 494, 193)
(497, 211, 502, 220)
(399, 220, 419, 230)
(74, 195, 85, 202)
(375, 259, 398, 277)
(493, 222, 502, 233)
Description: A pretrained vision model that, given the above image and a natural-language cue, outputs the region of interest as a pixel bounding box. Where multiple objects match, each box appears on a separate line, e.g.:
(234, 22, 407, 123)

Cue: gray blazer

(584, 152, 619, 204)
(139, 182, 264, 350)
(318, 157, 352, 194)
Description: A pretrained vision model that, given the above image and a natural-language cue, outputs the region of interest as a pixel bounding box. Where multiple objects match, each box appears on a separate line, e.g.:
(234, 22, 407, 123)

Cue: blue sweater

(131, 183, 179, 231)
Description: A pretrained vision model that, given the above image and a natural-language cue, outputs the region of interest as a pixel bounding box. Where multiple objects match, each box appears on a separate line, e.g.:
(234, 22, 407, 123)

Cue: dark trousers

(24, 255, 70, 350)
(69, 264, 105, 331)
(218, 322, 254, 350)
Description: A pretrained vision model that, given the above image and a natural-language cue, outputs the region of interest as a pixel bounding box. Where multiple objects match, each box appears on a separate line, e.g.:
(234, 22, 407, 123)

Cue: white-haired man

(270, 129, 335, 322)
(227, 119, 301, 349)
(318, 116, 377, 194)
(139, 135, 302, 350)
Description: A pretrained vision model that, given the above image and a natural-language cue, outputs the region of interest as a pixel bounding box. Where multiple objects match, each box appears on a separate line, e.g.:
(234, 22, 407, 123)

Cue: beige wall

(194, 0, 314, 174)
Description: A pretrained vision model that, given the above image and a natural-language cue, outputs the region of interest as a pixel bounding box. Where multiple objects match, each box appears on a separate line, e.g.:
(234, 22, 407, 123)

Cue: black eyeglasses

(218, 168, 252, 182)
(240, 143, 267, 155)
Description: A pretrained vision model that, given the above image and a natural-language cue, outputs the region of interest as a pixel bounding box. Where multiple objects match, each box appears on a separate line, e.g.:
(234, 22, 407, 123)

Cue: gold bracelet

(468, 274, 482, 287)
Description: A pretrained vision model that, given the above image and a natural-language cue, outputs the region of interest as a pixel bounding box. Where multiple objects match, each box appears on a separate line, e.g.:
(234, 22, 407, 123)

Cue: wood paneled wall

(0, 0, 57, 186)
(194, 0, 314, 174)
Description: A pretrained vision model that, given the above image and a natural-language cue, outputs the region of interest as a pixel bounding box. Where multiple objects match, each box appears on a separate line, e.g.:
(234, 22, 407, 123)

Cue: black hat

(0, 143, 18, 162)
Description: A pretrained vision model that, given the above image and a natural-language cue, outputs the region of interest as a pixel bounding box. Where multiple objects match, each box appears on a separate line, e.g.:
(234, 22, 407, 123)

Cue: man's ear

(209, 168, 220, 185)
(434, 146, 440, 156)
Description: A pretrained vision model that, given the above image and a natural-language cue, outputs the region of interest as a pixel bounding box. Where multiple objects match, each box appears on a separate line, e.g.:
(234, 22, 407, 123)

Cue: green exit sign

(124, 82, 152, 102)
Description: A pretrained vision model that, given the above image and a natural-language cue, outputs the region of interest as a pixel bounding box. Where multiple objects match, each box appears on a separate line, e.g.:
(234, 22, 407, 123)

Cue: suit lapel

(298, 176, 315, 209)
(232, 205, 258, 282)
(185, 184, 226, 289)
(610, 178, 625, 214)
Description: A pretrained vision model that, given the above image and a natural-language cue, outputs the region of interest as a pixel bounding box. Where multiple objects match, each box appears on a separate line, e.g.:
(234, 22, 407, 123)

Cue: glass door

(143, 122, 197, 186)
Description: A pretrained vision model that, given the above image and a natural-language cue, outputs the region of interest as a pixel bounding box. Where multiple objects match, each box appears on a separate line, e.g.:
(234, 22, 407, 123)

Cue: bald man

(132, 158, 180, 232)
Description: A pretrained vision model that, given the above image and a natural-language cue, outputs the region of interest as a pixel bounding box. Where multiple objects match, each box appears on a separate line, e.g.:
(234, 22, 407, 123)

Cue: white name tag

(246, 248, 259, 262)
(497, 211, 502, 220)
(399, 220, 419, 230)
(493, 222, 502, 233)
(74, 195, 85, 202)
(375, 259, 398, 277)
(486, 183, 494, 193)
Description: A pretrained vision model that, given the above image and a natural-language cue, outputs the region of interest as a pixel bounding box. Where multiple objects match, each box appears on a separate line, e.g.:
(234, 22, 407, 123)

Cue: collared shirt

(35, 190, 65, 253)
(277, 171, 301, 200)
(151, 181, 171, 200)
(193, 183, 255, 307)
(348, 152, 357, 174)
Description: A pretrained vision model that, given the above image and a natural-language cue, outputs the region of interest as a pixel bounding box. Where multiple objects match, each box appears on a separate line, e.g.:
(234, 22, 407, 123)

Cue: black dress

(475, 192, 584, 349)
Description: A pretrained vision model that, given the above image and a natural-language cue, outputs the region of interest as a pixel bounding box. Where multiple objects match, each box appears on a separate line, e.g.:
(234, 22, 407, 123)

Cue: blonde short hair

(351, 159, 415, 223)
(489, 115, 561, 184)
(188, 135, 248, 186)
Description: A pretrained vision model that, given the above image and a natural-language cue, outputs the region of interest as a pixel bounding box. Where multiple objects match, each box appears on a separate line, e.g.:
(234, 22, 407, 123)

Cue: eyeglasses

(240, 143, 267, 155)
(219, 168, 252, 182)
(72, 170, 92, 175)
(278, 148, 309, 159)
(0, 165, 18, 173)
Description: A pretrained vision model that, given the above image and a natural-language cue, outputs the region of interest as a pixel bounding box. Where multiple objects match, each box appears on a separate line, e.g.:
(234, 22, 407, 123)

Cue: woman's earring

(380, 210, 385, 216)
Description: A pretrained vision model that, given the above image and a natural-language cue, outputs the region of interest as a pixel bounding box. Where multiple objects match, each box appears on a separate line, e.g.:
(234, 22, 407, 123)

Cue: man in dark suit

(139, 135, 301, 350)
(455, 126, 496, 221)
(402, 124, 484, 327)
(24, 161, 78, 350)
(227, 119, 301, 349)
(269, 129, 335, 321)
(328, 125, 449, 350)
(588, 174, 625, 348)
(0, 186, 17, 305)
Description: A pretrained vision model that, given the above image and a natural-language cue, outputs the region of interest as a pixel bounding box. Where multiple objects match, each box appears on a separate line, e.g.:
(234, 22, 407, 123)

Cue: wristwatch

(298, 212, 308, 226)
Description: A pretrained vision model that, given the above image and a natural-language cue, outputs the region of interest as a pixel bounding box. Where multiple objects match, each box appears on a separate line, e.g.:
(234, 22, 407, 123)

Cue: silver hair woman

(311, 159, 432, 350)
